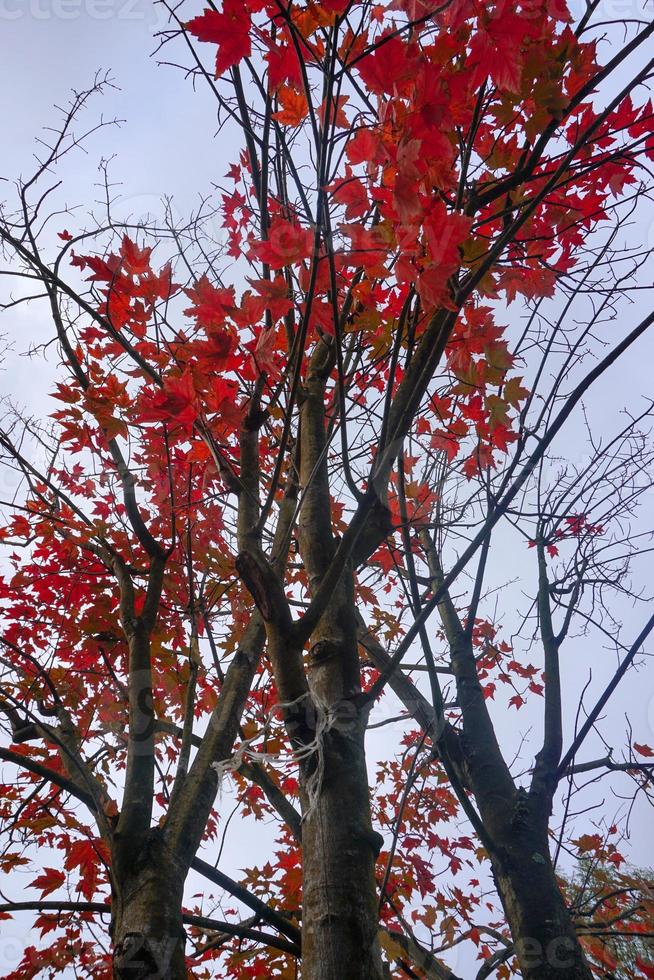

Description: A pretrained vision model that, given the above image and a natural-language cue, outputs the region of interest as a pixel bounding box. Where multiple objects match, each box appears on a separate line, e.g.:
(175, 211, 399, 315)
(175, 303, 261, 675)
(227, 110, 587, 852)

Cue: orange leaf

(273, 86, 309, 126)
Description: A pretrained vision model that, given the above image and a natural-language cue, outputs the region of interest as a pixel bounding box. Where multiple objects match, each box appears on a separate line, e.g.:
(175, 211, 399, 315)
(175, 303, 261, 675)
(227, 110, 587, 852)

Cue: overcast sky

(1, 4, 654, 977)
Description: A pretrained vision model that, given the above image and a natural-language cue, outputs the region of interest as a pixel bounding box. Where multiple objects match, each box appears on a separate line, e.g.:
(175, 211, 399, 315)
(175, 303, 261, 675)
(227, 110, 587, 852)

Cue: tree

(1, 2, 654, 978)
(561, 859, 654, 978)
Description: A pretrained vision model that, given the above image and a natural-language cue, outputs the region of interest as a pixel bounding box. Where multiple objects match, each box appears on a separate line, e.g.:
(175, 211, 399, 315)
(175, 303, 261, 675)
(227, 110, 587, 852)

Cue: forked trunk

(300, 716, 384, 980)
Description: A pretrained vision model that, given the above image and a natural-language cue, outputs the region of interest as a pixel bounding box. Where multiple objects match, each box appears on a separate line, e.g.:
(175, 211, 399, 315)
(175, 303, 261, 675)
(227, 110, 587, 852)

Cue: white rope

(211, 689, 339, 820)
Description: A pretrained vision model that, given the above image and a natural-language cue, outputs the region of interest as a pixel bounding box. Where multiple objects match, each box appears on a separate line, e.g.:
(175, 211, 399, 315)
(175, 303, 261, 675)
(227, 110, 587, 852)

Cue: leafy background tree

(1, 2, 654, 978)
(562, 860, 654, 978)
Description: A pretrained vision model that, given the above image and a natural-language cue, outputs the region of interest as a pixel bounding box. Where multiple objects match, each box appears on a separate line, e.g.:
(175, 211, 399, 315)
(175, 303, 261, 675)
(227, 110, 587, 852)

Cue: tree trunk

(295, 563, 384, 980)
(491, 807, 592, 980)
(111, 833, 187, 980)
(294, 341, 384, 979)
(300, 716, 384, 980)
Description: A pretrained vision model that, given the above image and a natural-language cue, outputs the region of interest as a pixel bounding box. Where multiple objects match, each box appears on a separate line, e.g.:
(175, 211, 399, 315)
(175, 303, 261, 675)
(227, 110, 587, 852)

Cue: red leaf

(345, 128, 381, 167)
(266, 44, 303, 90)
(248, 215, 314, 269)
(186, 2, 252, 76)
(328, 172, 370, 220)
(63, 838, 107, 901)
(251, 326, 281, 380)
(394, 172, 422, 224)
(138, 370, 198, 431)
(119, 236, 152, 275)
(184, 275, 235, 328)
(31, 868, 65, 898)
(469, 15, 524, 94)
(356, 36, 419, 96)
(247, 276, 293, 319)
(317, 95, 350, 129)
(430, 430, 460, 463)
(634, 743, 654, 758)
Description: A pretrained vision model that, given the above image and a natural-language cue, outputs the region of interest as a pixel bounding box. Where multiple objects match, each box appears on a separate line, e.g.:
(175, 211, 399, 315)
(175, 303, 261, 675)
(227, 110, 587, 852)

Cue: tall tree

(1, 3, 654, 979)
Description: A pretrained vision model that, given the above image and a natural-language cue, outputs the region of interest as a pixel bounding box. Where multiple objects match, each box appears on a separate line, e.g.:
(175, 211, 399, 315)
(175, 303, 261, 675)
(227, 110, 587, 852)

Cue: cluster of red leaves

(529, 512, 605, 557)
(183, 0, 653, 483)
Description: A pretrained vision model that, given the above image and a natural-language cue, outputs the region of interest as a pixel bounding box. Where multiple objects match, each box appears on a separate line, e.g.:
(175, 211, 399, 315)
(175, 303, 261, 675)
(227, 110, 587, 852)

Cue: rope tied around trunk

(211, 688, 345, 820)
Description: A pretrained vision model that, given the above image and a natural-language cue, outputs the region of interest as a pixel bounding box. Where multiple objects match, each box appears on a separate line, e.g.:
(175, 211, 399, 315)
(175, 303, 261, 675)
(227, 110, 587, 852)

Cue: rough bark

(111, 832, 186, 980)
(298, 587, 384, 980)
(300, 576, 383, 980)
(300, 714, 384, 980)
(490, 804, 592, 980)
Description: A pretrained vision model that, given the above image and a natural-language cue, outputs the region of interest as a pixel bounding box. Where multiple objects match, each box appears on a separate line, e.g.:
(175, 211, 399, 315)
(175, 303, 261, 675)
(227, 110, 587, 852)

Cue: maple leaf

(500, 264, 557, 303)
(58, 229, 73, 241)
(345, 127, 381, 168)
(356, 36, 419, 96)
(273, 86, 309, 126)
(64, 838, 107, 901)
(52, 382, 81, 405)
(250, 326, 282, 380)
(573, 833, 603, 855)
(196, 330, 240, 372)
(207, 377, 244, 430)
(138, 370, 198, 432)
(71, 251, 121, 283)
(184, 275, 235, 328)
(393, 172, 422, 224)
(634, 743, 654, 758)
(317, 94, 350, 129)
(328, 172, 370, 220)
(119, 236, 152, 275)
(503, 376, 529, 408)
(186, 2, 252, 77)
(31, 867, 66, 897)
(247, 276, 293, 319)
(194, 330, 236, 371)
(469, 15, 524, 94)
(248, 216, 314, 269)
(339, 223, 387, 271)
(266, 43, 303, 91)
(417, 204, 472, 306)
(430, 430, 461, 462)
(140, 261, 178, 303)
